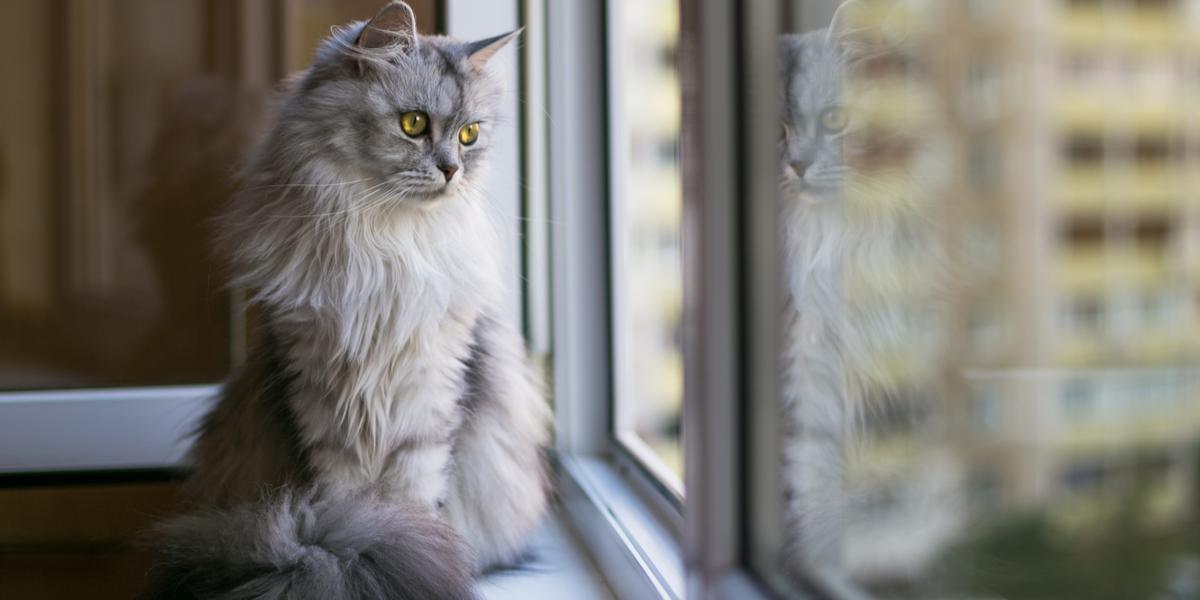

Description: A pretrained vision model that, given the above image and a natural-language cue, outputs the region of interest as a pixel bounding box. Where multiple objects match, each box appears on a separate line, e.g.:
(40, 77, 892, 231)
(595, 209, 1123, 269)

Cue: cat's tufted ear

(826, 0, 905, 67)
(464, 29, 522, 71)
(356, 1, 419, 52)
(826, 0, 861, 42)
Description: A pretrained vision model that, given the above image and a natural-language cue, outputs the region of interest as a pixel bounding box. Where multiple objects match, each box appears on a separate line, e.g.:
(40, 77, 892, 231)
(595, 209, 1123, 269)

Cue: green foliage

(920, 464, 1200, 600)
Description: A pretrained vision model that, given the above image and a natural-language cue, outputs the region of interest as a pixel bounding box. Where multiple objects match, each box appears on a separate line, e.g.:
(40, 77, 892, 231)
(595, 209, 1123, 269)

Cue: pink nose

(438, 164, 459, 182)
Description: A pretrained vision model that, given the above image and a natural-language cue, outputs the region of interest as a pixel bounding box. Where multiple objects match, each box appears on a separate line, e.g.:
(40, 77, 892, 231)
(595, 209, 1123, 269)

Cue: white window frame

(0, 385, 215, 473)
(538, 0, 692, 597)
(541, 0, 790, 598)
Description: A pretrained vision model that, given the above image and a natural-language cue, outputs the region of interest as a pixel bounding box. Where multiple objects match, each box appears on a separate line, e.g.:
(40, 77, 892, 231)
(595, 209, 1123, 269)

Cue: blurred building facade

(828, 0, 1200, 593)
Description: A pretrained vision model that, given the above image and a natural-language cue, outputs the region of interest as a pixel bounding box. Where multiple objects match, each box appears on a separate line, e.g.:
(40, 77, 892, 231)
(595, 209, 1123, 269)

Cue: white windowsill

(556, 455, 686, 600)
(480, 507, 615, 599)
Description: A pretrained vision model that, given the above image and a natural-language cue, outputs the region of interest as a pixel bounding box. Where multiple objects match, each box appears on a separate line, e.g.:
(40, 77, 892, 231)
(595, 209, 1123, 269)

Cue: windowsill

(555, 454, 686, 599)
(480, 506, 615, 599)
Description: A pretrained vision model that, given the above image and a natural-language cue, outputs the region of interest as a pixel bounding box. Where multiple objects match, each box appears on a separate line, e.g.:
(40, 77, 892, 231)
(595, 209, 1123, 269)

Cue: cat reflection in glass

(778, 0, 945, 578)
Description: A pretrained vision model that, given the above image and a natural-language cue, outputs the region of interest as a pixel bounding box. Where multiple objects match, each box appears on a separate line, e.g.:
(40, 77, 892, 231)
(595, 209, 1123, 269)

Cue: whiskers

(259, 179, 393, 221)
(254, 172, 441, 223)
(241, 178, 373, 194)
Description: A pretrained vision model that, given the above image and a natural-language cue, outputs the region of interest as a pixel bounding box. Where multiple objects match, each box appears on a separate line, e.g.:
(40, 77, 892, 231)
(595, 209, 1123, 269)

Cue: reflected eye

(400, 111, 428, 137)
(459, 122, 481, 146)
(819, 107, 849, 134)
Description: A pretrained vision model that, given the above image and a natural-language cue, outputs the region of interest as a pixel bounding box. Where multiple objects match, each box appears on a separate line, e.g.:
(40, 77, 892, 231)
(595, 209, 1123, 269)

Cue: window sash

(547, 0, 792, 597)
(604, 0, 687, 500)
(678, 0, 794, 596)
(544, 0, 692, 597)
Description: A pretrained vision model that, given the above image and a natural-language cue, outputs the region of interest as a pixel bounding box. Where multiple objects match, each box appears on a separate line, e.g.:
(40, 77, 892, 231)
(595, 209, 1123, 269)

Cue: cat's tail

(144, 489, 474, 600)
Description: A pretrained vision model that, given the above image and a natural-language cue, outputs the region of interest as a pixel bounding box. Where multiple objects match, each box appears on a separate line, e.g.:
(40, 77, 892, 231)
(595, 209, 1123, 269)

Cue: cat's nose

(437, 163, 459, 182)
(790, 160, 811, 179)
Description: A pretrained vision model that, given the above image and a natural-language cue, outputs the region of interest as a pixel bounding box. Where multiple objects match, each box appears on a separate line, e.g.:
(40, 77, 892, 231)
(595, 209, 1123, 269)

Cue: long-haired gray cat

(778, 0, 944, 578)
(146, 3, 548, 598)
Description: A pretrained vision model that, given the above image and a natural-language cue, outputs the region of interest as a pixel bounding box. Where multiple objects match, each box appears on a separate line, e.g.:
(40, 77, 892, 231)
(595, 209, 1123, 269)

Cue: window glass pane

(608, 0, 684, 489)
(0, 1, 255, 390)
(775, 0, 1200, 597)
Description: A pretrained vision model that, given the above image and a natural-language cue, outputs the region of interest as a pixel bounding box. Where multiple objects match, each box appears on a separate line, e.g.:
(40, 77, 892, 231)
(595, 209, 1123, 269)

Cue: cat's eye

(459, 122, 481, 146)
(400, 111, 429, 137)
(819, 107, 849, 134)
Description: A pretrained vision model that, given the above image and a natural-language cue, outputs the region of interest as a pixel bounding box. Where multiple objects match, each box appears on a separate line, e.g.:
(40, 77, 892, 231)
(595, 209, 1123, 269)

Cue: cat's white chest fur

(281, 195, 502, 507)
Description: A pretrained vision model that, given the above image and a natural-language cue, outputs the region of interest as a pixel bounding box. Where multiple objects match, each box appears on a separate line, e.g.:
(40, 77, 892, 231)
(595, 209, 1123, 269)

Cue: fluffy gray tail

(145, 491, 474, 600)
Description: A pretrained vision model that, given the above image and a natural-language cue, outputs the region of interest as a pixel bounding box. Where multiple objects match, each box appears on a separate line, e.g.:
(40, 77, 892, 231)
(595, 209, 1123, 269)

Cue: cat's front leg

(376, 437, 456, 508)
(290, 382, 456, 510)
(444, 316, 551, 571)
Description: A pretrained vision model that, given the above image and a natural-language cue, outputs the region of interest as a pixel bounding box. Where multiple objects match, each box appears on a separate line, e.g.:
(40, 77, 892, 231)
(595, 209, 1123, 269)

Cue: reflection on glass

(0, 1, 257, 390)
(779, 1, 1200, 598)
(609, 0, 684, 488)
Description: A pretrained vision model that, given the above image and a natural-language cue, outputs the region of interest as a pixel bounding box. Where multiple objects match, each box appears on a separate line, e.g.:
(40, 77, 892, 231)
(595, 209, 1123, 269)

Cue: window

(1061, 378, 1096, 420)
(1066, 135, 1106, 165)
(972, 385, 1004, 432)
(607, 0, 685, 493)
(542, 2, 688, 598)
(764, 1, 1200, 599)
(1064, 296, 1106, 334)
(0, 1, 288, 472)
(0, 1, 249, 392)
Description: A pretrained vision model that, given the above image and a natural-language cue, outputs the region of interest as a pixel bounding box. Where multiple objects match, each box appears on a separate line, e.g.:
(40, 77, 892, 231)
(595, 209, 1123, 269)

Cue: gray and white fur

(778, 1, 945, 576)
(778, 25, 857, 576)
(146, 3, 549, 598)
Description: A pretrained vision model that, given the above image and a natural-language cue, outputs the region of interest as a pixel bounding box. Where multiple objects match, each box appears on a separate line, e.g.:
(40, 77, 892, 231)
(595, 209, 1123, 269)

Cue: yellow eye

(819, 107, 849, 133)
(400, 111, 428, 137)
(459, 122, 480, 146)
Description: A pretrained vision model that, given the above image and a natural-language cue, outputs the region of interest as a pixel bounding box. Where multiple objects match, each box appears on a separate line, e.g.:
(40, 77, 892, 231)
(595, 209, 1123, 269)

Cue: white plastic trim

(0, 385, 216, 473)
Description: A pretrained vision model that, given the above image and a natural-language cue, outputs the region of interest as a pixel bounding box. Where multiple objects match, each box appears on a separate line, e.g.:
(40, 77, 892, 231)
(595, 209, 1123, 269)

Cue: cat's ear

(356, 1, 419, 53)
(826, 0, 905, 67)
(464, 29, 522, 71)
(827, 0, 862, 43)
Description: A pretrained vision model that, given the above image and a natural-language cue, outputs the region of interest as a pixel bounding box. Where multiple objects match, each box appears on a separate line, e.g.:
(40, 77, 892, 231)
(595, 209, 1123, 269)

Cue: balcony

(1055, 94, 1185, 135)
(1057, 165, 1188, 215)
(1057, 246, 1167, 292)
(1058, 8, 1180, 52)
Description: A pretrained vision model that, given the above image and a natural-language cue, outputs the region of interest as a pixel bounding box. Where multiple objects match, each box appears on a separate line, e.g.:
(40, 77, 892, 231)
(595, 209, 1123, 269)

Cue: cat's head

(780, 1, 897, 204)
(778, 29, 856, 203)
(283, 1, 517, 206)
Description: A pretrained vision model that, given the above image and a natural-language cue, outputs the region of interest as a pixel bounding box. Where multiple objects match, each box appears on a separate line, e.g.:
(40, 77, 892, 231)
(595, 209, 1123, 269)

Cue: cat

(778, 0, 945, 579)
(146, 3, 549, 599)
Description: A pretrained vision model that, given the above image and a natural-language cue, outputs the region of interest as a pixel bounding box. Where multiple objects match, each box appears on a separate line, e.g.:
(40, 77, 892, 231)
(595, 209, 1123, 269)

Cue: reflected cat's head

(779, 2, 898, 203)
(779, 30, 850, 200)
(278, 1, 517, 206)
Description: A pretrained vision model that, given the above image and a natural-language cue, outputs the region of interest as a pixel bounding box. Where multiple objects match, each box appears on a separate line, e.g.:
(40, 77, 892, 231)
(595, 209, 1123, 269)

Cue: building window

(1061, 378, 1095, 421)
